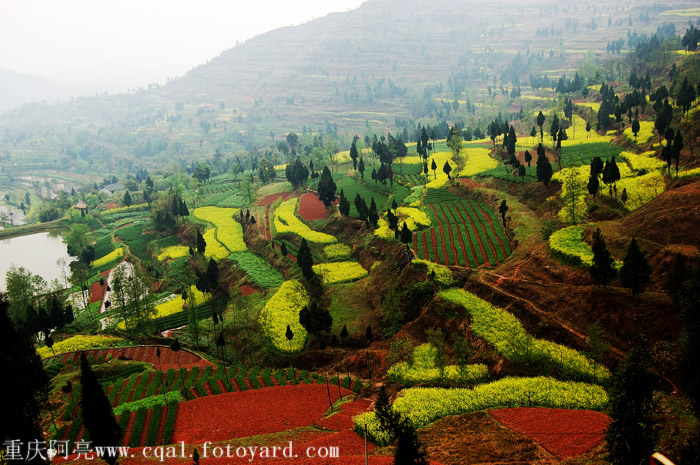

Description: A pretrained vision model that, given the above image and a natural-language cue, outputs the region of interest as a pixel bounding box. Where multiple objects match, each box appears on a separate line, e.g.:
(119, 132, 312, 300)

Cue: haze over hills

(0, 68, 101, 114)
(0, 0, 693, 170)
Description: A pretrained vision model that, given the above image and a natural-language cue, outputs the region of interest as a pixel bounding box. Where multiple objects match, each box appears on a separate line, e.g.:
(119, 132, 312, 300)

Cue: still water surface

(0, 230, 71, 291)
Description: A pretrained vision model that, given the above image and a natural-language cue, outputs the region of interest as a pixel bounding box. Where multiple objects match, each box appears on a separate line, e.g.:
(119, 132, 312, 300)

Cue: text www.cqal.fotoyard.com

(3, 439, 340, 462)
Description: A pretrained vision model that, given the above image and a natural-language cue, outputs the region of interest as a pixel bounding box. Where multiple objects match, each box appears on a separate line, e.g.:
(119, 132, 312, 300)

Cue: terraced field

(414, 196, 510, 268)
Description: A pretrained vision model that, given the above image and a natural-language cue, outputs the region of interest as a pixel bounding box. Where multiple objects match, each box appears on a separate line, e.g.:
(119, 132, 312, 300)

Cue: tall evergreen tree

(400, 222, 412, 250)
(619, 238, 652, 300)
(590, 228, 616, 288)
(0, 295, 49, 465)
(123, 191, 133, 208)
(358, 156, 365, 179)
(317, 165, 337, 207)
(349, 141, 359, 170)
(297, 238, 314, 278)
(80, 352, 122, 465)
(196, 230, 207, 255)
(280, 242, 288, 257)
(536, 144, 552, 186)
(605, 339, 657, 465)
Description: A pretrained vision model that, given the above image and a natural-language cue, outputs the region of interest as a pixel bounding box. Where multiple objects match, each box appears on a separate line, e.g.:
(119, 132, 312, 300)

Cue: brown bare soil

(414, 411, 555, 465)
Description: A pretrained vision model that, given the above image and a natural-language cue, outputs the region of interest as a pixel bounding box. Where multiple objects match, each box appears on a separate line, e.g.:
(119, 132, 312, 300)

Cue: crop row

(415, 201, 508, 268)
(91, 248, 123, 270)
(387, 344, 489, 386)
(117, 285, 210, 331)
(439, 288, 610, 384)
(230, 251, 284, 288)
(353, 376, 608, 446)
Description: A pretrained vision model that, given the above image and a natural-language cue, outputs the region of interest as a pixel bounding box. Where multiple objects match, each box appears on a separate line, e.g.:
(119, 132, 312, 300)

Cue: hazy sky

(0, 0, 365, 90)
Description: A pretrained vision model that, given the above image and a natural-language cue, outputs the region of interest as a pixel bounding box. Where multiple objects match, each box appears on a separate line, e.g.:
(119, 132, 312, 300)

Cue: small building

(99, 182, 124, 197)
(73, 201, 88, 214)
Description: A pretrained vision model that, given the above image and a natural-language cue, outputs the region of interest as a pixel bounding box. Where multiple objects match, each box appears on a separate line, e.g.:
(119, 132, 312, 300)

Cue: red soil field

(172, 384, 353, 443)
(256, 192, 290, 206)
(239, 284, 258, 297)
(489, 407, 611, 459)
(297, 192, 329, 221)
(459, 178, 482, 189)
(89, 281, 106, 304)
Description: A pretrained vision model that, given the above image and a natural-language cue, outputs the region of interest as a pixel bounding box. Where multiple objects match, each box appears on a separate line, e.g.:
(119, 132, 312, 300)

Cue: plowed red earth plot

(173, 384, 353, 443)
(490, 407, 611, 459)
(257, 192, 290, 206)
(298, 192, 330, 220)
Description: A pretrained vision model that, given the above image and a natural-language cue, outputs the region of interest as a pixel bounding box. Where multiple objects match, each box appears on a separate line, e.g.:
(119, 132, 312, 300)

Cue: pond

(0, 230, 72, 291)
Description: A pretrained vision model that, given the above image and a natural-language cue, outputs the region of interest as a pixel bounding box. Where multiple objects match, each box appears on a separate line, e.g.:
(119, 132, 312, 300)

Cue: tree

(446, 127, 463, 156)
(631, 119, 640, 140)
(590, 228, 616, 289)
(297, 238, 314, 278)
(349, 141, 359, 170)
(536, 111, 546, 141)
(498, 200, 508, 227)
(285, 157, 309, 191)
(280, 242, 288, 257)
(430, 159, 437, 179)
(64, 223, 92, 257)
(338, 189, 350, 216)
(123, 191, 133, 208)
(80, 352, 122, 465)
(0, 295, 50, 465)
(619, 238, 652, 300)
(317, 165, 337, 207)
(196, 229, 207, 255)
(605, 340, 657, 465)
(524, 150, 532, 176)
(442, 161, 453, 180)
(563, 167, 586, 224)
(299, 301, 333, 340)
(536, 144, 553, 186)
(400, 222, 412, 250)
(358, 156, 365, 179)
(530, 126, 537, 145)
(587, 174, 600, 201)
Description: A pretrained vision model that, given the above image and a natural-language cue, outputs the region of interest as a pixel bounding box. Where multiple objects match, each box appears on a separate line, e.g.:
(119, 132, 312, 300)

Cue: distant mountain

(0, 0, 690, 168)
(0, 68, 98, 114)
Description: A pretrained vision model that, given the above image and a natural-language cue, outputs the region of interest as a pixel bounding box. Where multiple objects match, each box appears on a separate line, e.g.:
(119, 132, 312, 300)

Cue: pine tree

(619, 238, 652, 300)
(590, 228, 616, 288)
(297, 238, 314, 278)
(196, 230, 207, 255)
(442, 160, 453, 180)
(280, 242, 288, 257)
(80, 352, 122, 465)
(318, 165, 337, 207)
(536, 144, 553, 186)
(605, 340, 657, 465)
(400, 222, 412, 250)
(123, 191, 133, 208)
(358, 156, 365, 179)
(0, 295, 50, 465)
(350, 141, 359, 170)
(430, 159, 437, 179)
